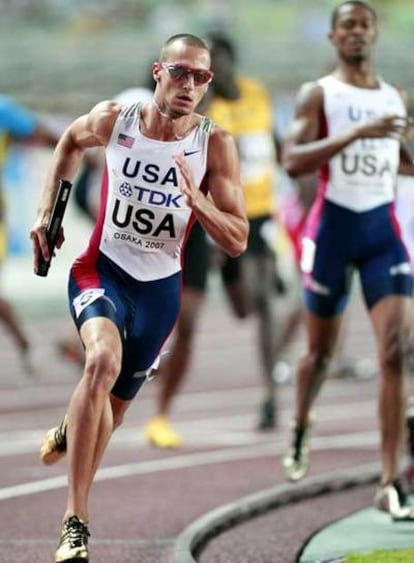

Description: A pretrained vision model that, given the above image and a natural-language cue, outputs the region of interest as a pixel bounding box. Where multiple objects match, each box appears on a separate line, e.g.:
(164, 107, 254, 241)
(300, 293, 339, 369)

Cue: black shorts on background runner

(182, 221, 210, 291)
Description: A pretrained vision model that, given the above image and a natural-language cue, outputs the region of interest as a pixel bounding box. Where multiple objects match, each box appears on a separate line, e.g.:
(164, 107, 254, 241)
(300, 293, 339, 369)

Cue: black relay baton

(36, 179, 72, 277)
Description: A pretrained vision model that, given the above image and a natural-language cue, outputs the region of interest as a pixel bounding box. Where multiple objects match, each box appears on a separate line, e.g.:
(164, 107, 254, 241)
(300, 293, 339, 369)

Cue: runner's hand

(174, 153, 204, 209)
(29, 219, 64, 273)
(355, 114, 411, 142)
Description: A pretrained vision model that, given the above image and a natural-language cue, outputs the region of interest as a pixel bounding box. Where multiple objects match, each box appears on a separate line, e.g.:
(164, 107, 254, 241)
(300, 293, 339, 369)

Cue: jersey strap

(200, 116, 213, 133)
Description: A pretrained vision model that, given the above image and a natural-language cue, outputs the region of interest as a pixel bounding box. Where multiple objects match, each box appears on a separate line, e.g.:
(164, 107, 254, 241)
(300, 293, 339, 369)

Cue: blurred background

(2, 0, 414, 312)
(1, 0, 414, 113)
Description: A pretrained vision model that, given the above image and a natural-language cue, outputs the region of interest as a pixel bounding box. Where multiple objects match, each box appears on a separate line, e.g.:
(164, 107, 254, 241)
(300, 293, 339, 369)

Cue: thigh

(218, 214, 273, 287)
(358, 211, 413, 309)
(178, 287, 205, 335)
(242, 253, 276, 300)
(80, 316, 122, 365)
(247, 215, 273, 255)
(301, 237, 352, 318)
(220, 253, 242, 286)
(243, 216, 277, 298)
(113, 272, 181, 400)
(305, 309, 344, 356)
(68, 260, 127, 337)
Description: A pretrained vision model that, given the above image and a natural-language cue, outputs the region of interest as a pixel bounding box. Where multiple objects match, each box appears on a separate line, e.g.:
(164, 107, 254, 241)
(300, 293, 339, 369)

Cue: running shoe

(55, 515, 90, 562)
(283, 422, 311, 481)
(374, 479, 414, 521)
(404, 407, 414, 492)
(404, 462, 414, 493)
(144, 415, 183, 448)
(273, 360, 295, 385)
(40, 414, 68, 465)
(257, 398, 276, 431)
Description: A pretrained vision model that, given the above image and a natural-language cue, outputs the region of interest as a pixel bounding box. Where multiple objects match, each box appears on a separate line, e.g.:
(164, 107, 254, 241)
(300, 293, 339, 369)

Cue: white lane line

(0, 431, 378, 501)
(0, 538, 172, 546)
(0, 375, 375, 414)
(0, 398, 377, 456)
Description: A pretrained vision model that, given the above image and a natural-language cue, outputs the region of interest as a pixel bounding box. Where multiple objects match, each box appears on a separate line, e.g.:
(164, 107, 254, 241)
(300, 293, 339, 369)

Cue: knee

(177, 311, 199, 342)
(84, 347, 121, 396)
(303, 349, 332, 374)
(379, 331, 408, 375)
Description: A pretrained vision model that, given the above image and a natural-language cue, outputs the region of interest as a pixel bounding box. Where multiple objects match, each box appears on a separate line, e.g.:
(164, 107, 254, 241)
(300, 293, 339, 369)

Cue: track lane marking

(0, 398, 377, 456)
(0, 431, 378, 501)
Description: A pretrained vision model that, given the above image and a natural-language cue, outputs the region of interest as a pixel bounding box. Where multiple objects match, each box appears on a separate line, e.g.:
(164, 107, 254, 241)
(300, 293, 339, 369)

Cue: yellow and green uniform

(208, 76, 277, 220)
(183, 76, 278, 289)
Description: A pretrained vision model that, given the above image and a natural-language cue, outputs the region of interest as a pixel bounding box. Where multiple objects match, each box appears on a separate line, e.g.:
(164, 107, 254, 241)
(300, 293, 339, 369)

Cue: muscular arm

(397, 87, 414, 176)
(30, 100, 121, 266)
(399, 144, 414, 176)
(282, 81, 409, 178)
(174, 127, 248, 257)
(282, 82, 354, 177)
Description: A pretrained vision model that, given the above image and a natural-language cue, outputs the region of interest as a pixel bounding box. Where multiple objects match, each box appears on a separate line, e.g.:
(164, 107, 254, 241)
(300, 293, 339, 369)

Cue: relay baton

(36, 179, 72, 277)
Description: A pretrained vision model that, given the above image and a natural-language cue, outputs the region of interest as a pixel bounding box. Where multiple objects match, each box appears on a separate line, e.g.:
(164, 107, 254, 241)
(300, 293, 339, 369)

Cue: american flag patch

(117, 133, 135, 148)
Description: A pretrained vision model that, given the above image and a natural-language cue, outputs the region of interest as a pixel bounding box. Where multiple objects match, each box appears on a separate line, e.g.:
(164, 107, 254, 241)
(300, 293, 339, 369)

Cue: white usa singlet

(318, 75, 406, 212)
(94, 103, 212, 281)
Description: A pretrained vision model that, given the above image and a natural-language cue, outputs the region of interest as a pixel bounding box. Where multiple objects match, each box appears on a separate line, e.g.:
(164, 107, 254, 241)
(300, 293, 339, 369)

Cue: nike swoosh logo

(184, 150, 200, 157)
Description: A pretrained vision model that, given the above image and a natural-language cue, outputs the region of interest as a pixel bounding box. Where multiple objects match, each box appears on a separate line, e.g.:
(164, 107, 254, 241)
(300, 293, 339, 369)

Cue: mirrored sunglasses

(160, 63, 213, 85)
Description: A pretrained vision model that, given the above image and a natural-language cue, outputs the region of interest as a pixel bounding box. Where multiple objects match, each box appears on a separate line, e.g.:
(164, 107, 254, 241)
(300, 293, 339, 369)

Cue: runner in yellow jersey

(144, 32, 282, 447)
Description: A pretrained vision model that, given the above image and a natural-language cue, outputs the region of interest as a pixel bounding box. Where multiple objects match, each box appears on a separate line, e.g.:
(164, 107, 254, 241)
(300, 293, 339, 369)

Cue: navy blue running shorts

(68, 252, 180, 400)
(301, 200, 413, 317)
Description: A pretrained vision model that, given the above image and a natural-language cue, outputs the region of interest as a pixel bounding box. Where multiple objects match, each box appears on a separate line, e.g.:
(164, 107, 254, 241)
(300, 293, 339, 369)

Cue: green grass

(347, 548, 414, 562)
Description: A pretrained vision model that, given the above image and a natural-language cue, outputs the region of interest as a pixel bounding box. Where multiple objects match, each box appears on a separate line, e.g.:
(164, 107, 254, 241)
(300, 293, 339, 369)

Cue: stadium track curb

(173, 461, 381, 563)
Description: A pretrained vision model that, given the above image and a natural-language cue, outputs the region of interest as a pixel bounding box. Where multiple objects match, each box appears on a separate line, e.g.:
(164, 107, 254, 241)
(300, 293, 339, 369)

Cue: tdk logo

(118, 182, 183, 208)
(119, 182, 133, 197)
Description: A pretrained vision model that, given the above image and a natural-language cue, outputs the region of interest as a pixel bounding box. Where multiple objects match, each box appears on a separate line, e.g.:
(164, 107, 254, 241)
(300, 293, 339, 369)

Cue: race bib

(73, 288, 105, 318)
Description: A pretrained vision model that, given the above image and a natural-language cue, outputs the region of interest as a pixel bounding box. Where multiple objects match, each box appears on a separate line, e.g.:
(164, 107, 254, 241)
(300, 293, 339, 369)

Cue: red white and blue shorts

(68, 251, 180, 400)
(301, 200, 413, 317)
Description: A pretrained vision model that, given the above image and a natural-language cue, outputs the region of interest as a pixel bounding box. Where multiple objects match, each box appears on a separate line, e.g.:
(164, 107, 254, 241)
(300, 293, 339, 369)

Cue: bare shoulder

(392, 84, 410, 108)
(208, 123, 237, 152)
(295, 80, 324, 111)
(87, 100, 123, 140)
(284, 80, 325, 145)
(85, 100, 123, 144)
(205, 124, 239, 179)
(89, 99, 123, 118)
(63, 100, 123, 149)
